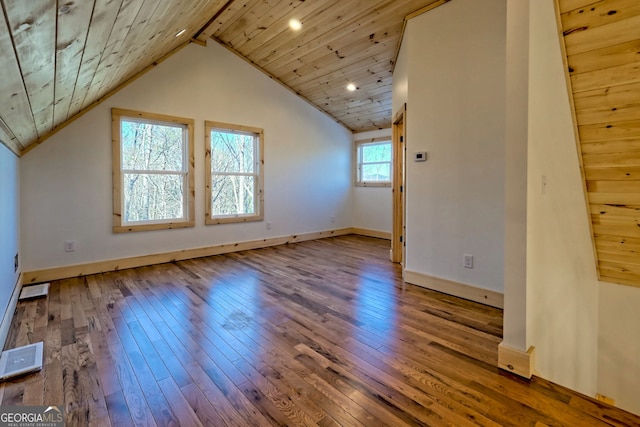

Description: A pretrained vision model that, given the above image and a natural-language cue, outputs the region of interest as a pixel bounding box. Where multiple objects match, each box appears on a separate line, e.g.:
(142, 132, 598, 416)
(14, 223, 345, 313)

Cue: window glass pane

(124, 173, 184, 222)
(211, 130, 255, 174)
(121, 120, 184, 171)
(362, 164, 391, 182)
(362, 143, 391, 163)
(211, 175, 256, 216)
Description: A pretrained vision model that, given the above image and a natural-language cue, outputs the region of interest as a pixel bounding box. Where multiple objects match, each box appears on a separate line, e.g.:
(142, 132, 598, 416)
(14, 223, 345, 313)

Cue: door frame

(391, 104, 406, 265)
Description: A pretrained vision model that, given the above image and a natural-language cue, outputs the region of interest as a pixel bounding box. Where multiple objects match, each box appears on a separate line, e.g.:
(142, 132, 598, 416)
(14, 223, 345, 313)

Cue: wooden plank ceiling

(0, 0, 446, 156)
(558, 0, 640, 287)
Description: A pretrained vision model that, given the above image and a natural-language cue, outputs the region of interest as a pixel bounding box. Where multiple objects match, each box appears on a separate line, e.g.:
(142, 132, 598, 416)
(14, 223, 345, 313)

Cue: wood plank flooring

(3, 235, 639, 426)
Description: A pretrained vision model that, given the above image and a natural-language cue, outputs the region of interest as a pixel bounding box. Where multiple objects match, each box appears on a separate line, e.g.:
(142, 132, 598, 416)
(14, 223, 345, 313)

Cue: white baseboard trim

(0, 273, 22, 351)
(498, 342, 536, 379)
(403, 270, 504, 309)
(351, 228, 391, 240)
(23, 228, 354, 285)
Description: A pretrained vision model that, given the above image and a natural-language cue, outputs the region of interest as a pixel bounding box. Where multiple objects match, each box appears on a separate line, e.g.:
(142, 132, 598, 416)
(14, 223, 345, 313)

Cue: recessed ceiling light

(175, 29, 187, 38)
(346, 83, 357, 92)
(289, 19, 302, 31)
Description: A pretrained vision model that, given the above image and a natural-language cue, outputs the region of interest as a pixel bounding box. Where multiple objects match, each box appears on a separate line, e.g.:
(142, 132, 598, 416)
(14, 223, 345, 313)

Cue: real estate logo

(0, 406, 64, 427)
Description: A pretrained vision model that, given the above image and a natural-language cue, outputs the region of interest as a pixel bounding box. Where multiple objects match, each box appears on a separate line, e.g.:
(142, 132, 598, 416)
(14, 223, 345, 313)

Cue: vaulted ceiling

(0, 0, 446, 156)
(558, 0, 640, 288)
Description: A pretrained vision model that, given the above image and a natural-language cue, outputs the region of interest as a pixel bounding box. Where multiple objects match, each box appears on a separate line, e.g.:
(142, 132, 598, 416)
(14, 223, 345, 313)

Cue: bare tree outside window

(122, 120, 186, 222)
(356, 140, 392, 186)
(205, 121, 264, 225)
(112, 109, 195, 233)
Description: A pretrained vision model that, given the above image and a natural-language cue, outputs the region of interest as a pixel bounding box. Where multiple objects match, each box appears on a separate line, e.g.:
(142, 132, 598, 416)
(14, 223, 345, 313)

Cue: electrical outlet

(463, 254, 473, 269)
(64, 240, 76, 252)
(266, 222, 272, 230)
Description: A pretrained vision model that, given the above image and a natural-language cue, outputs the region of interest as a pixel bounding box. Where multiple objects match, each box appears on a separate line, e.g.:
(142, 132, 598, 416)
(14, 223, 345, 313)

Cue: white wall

(503, 0, 530, 351)
(398, 0, 507, 293)
(396, 0, 607, 405)
(599, 282, 640, 414)
(0, 144, 20, 347)
(392, 40, 409, 114)
(526, 0, 599, 397)
(20, 42, 353, 271)
(352, 128, 392, 234)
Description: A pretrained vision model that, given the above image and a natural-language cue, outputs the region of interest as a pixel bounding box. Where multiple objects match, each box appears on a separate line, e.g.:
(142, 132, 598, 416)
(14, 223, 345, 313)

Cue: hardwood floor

(2, 235, 639, 426)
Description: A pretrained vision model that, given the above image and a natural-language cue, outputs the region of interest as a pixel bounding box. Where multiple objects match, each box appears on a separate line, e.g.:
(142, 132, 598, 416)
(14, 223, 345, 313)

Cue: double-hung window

(205, 121, 264, 224)
(355, 138, 392, 187)
(112, 108, 195, 232)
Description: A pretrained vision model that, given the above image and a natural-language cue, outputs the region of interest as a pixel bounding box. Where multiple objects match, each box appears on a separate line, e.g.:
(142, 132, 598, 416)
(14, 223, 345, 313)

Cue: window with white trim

(355, 139, 392, 187)
(112, 108, 195, 232)
(205, 121, 264, 224)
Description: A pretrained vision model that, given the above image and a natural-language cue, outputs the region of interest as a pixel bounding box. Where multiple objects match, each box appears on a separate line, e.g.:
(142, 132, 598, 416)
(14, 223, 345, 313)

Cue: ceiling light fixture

(346, 83, 357, 92)
(175, 29, 187, 38)
(289, 19, 302, 31)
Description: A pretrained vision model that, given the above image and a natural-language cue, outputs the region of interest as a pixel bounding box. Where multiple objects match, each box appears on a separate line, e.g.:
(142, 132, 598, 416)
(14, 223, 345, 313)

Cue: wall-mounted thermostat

(414, 151, 427, 162)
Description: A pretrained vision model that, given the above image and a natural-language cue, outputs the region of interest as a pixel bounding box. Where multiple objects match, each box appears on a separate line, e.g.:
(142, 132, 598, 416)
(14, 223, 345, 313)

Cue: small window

(112, 108, 195, 232)
(205, 121, 264, 224)
(356, 139, 392, 187)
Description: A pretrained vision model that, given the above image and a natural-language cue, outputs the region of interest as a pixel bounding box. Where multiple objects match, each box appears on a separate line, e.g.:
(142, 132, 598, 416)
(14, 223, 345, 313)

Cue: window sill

(113, 220, 195, 233)
(206, 214, 264, 225)
(356, 182, 391, 188)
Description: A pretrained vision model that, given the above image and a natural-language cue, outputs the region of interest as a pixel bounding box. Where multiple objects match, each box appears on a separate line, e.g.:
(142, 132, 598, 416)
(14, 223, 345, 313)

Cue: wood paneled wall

(558, 0, 640, 287)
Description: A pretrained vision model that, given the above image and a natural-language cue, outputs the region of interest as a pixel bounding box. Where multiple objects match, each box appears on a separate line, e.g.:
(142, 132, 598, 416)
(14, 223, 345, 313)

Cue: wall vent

(0, 342, 43, 381)
(19, 283, 49, 300)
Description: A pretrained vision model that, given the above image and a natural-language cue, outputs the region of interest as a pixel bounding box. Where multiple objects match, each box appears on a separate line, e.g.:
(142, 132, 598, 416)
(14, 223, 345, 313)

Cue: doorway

(391, 104, 406, 266)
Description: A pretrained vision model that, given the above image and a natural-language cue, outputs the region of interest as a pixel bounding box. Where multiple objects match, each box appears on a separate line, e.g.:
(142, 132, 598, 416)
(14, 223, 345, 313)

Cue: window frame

(205, 120, 264, 225)
(355, 137, 392, 187)
(112, 108, 195, 233)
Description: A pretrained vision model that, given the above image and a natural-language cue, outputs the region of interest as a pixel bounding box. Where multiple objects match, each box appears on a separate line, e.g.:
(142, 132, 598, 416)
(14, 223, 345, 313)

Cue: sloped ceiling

(0, 0, 447, 156)
(558, 0, 640, 287)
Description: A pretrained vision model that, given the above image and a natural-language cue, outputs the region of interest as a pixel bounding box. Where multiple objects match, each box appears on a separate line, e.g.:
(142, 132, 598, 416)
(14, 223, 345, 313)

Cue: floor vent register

(0, 283, 49, 381)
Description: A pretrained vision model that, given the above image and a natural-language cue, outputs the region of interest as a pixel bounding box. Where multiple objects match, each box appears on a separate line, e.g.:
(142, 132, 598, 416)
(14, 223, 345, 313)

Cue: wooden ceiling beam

(194, 0, 240, 43)
(210, 0, 274, 42)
